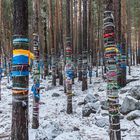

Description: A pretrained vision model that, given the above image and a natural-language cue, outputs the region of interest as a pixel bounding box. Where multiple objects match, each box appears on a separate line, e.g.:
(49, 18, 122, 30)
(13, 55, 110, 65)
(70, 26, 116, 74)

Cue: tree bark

(32, 0, 41, 129)
(49, 0, 56, 86)
(78, 0, 82, 81)
(43, 16, 48, 79)
(114, 0, 126, 87)
(88, 0, 93, 84)
(65, 0, 73, 114)
(103, 0, 121, 139)
(58, 0, 64, 86)
(126, 0, 131, 74)
(11, 0, 29, 139)
(0, 0, 2, 101)
(82, 0, 88, 91)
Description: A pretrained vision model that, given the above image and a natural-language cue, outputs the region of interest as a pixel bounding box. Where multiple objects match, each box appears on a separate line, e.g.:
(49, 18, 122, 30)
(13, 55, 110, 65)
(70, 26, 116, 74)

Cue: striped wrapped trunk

(103, 0, 121, 139)
(32, 33, 40, 129)
(82, 0, 88, 91)
(65, 0, 74, 114)
(32, 0, 40, 129)
(11, 0, 29, 139)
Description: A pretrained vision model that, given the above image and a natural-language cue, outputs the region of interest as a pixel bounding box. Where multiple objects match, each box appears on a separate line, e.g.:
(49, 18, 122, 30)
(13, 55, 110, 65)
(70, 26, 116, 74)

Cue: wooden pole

(32, 0, 40, 129)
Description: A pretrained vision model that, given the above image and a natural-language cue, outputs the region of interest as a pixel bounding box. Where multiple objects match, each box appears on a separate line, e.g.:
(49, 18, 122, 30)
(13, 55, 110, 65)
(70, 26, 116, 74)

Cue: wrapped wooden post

(89, 50, 92, 84)
(32, 33, 40, 129)
(82, 0, 88, 91)
(59, 50, 64, 85)
(32, 0, 40, 129)
(65, 0, 74, 114)
(43, 17, 49, 79)
(51, 48, 56, 86)
(78, 0, 82, 82)
(103, 0, 121, 139)
(11, 0, 29, 139)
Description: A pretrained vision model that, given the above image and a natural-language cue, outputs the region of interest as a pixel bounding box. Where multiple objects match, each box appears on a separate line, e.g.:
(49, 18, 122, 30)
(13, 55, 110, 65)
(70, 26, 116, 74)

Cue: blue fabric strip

(13, 55, 28, 65)
(12, 71, 29, 77)
(120, 64, 126, 68)
(31, 83, 40, 99)
(13, 38, 29, 43)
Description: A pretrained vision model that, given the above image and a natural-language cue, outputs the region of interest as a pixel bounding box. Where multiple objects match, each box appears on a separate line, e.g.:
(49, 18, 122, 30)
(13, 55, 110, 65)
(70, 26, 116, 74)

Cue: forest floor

(0, 66, 140, 140)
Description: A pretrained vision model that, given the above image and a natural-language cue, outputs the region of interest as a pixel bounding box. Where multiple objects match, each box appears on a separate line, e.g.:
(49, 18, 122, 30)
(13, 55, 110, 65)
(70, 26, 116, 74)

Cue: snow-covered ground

(0, 66, 140, 140)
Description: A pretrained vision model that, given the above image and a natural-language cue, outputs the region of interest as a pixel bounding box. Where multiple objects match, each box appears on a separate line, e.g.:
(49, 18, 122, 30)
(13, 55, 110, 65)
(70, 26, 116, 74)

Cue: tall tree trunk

(96, 0, 101, 77)
(32, 0, 40, 129)
(0, 45, 1, 101)
(43, 16, 48, 79)
(54, 0, 59, 79)
(42, 2, 49, 79)
(78, 0, 82, 81)
(114, 0, 126, 87)
(0, 0, 2, 101)
(82, 0, 88, 91)
(58, 0, 64, 86)
(73, 0, 78, 79)
(121, 0, 127, 86)
(138, 27, 140, 64)
(103, 0, 121, 139)
(49, 0, 56, 86)
(126, 0, 131, 74)
(11, 0, 29, 139)
(70, 0, 75, 84)
(135, 30, 138, 65)
(88, 0, 92, 84)
(65, 0, 73, 114)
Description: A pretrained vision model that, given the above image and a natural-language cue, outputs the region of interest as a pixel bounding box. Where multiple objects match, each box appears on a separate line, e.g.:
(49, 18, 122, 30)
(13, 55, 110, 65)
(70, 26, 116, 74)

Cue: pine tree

(65, 0, 73, 114)
(82, 0, 88, 91)
(103, 0, 121, 139)
(11, 0, 29, 139)
(49, 0, 56, 86)
(58, 0, 64, 86)
(0, 0, 2, 101)
(42, 1, 49, 79)
(78, 0, 82, 81)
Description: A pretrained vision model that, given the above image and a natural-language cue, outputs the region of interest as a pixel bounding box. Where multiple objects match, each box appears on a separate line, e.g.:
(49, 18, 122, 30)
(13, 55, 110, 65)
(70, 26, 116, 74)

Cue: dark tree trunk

(103, 0, 121, 139)
(78, 0, 82, 81)
(82, 0, 88, 91)
(88, 0, 93, 84)
(65, 0, 73, 114)
(11, 0, 29, 139)
(114, 0, 126, 87)
(44, 17, 48, 79)
(126, 0, 131, 74)
(0, 0, 1, 101)
(59, 0, 64, 86)
(49, 0, 56, 86)
(73, 0, 78, 80)
(0, 43, 1, 101)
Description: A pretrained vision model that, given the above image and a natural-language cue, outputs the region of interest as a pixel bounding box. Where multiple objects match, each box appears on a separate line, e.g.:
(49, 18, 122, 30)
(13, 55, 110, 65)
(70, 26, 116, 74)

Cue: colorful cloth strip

(13, 55, 29, 65)
(13, 38, 29, 43)
(12, 71, 29, 77)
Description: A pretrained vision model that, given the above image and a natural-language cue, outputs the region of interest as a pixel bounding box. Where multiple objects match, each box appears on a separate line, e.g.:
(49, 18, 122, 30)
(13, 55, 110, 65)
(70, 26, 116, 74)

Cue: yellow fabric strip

(13, 49, 30, 55)
(13, 49, 34, 59)
(12, 90, 28, 95)
(105, 47, 119, 53)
